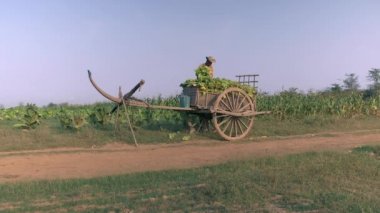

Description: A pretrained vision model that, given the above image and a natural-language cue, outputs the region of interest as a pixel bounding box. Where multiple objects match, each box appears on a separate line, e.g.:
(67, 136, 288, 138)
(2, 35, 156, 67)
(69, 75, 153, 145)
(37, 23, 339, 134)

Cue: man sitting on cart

(195, 56, 216, 79)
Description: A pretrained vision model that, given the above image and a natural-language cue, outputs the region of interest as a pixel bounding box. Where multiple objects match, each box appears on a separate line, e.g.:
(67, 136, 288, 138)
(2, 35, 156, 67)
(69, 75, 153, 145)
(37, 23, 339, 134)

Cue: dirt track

(1, 131, 380, 183)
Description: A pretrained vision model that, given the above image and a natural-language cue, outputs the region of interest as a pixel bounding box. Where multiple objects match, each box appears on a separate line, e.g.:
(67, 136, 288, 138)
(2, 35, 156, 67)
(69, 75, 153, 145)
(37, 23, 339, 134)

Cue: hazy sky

(1, 0, 379, 107)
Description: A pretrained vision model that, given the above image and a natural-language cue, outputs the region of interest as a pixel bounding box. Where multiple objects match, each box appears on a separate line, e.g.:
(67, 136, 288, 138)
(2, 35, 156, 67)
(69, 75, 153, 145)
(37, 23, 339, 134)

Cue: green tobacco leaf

(13, 123, 29, 129)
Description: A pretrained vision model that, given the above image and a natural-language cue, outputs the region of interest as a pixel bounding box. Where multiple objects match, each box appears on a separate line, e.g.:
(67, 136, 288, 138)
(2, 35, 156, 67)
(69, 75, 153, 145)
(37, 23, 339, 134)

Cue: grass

(1, 116, 380, 151)
(0, 119, 202, 151)
(252, 115, 380, 137)
(352, 145, 380, 158)
(0, 146, 379, 212)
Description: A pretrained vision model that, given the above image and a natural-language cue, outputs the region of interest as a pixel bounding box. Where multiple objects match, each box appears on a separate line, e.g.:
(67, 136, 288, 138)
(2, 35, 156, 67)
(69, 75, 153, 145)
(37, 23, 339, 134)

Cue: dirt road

(1, 130, 379, 183)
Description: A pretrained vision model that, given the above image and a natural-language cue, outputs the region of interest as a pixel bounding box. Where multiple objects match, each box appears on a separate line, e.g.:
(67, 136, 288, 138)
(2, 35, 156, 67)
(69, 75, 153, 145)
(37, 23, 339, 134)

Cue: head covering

(206, 56, 216, 63)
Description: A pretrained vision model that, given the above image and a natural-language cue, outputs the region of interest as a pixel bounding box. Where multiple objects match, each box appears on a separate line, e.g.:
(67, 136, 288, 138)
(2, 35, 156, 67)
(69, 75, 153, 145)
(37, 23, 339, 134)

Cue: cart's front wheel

(212, 88, 255, 141)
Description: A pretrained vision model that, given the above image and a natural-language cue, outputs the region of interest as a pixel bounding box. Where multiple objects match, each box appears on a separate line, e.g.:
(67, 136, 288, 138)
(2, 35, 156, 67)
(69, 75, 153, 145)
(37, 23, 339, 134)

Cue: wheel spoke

(235, 92, 241, 111)
(237, 117, 249, 130)
(239, 102, 252, 112)
(226, 94, 234, 111)
(216, 114, 229, 119)
(218, 115, 231, 127)
(232, 91, 237, 111)
(222, 117, 232, 133)
(234, 119, 238, 137)
(234, 92, 241, 110)
(220, 99, 230, 110)
(231, 119, 235, 137)
(228, 118, 234, 137)
(237, 92, 248, 112)
(236, 119, 244, 134)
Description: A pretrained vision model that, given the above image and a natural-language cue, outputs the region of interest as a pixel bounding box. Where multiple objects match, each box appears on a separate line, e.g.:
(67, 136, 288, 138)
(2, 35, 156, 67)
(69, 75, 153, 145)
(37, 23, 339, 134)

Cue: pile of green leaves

(180, 66, 256, 97)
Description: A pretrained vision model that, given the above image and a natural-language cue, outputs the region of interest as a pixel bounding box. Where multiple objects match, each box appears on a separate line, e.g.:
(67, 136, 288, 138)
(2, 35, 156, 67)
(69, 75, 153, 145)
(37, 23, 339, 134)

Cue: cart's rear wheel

(212, 88, 255, 141)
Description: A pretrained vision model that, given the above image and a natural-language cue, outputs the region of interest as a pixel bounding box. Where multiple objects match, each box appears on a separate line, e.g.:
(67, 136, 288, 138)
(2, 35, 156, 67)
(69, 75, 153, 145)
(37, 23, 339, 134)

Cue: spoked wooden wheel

(212, 88, 255, 141)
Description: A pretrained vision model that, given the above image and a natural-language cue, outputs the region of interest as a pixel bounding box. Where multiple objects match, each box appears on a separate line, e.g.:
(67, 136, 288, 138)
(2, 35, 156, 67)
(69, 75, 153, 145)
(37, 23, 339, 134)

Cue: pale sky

(1, 0, 379, 107)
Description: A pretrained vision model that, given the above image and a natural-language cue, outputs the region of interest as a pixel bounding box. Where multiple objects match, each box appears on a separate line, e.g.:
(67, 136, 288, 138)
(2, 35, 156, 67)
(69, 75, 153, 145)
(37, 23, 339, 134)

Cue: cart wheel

(212, 88, 255, 141)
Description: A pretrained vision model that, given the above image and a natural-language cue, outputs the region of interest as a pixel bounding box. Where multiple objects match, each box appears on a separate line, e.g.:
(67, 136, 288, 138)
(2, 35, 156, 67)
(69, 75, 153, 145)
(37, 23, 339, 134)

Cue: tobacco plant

(13, 104, 41, 129)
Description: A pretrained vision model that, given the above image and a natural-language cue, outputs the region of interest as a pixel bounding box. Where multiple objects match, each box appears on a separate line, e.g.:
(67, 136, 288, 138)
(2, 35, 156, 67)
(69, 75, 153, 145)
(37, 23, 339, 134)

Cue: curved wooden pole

(87, 70, 122, 103)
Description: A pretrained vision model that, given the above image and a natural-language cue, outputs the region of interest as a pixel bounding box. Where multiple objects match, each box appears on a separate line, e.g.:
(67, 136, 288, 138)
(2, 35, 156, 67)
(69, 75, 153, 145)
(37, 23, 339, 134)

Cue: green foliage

(133, 96, 183, 129)
(88, 106, 110, 126)
(343, 73, 360, 91)
(180, 67, 256, 97)
(168, 132, 177, 140)
(57, 108, 72, 129)
(195, 65, 211, 83)
(0, 107, 24, 121)
(58, 108, 86, 130)
(329, 83, 342, 93)
(72, 113, 86, 129)
(3, 89, 380, 132)
(352, 145, 380, 157)
(13, 104, 41, 129)
(367, 68, 380, 89)
(257, 89, 380, 120)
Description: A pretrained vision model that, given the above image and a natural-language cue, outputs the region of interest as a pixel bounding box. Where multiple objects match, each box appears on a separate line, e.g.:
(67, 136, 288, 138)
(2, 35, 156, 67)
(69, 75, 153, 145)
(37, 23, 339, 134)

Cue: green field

(1, 91, 380, 212)
(0, 146, 379, 212)
(1, 89, 380, 151)
(1, 115, 380, 152)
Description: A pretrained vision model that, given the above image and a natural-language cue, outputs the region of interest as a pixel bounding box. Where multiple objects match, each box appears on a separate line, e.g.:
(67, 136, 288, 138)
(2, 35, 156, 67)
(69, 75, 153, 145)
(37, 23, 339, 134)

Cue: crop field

(1, 90, 380, 138)
(0, 93, 380, 153)
(1, 90, 380, 212)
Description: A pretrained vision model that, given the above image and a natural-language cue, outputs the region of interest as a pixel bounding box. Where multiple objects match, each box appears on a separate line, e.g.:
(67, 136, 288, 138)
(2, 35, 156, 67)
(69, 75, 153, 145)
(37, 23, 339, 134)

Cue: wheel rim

(212, 88, 255, 141)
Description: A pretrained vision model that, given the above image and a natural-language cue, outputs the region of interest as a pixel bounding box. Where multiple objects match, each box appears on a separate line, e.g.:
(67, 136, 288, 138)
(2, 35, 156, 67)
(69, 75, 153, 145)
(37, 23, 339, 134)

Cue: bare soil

(1, 131, 380, 183)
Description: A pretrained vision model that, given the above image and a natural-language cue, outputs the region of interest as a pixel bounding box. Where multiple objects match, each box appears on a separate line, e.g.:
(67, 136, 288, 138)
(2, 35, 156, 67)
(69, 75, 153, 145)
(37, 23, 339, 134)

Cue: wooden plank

(148, 105, 195, 111)
(212, 109, 271, 117)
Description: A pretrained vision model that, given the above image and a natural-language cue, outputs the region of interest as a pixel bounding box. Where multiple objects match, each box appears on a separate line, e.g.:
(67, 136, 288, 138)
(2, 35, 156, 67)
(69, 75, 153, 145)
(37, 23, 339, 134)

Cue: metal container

(179, 95, 190, 108)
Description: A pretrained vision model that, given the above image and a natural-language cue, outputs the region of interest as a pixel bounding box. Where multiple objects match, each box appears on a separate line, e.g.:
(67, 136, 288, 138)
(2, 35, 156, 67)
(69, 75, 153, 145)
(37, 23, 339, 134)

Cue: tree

(343, 73, 360, 91)
(367, 68, 380, 90)
(280, 87, 299, 95)
(330, 83, 342, 93)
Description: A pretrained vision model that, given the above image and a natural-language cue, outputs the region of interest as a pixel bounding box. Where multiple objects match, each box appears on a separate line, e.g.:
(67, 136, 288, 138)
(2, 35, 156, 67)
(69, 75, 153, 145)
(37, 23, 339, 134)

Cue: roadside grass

(0, 146, 379, 212)
(0, 119, 199, 151)
(252, 115, 380, 137)
(1, 116, 380, 151)
(352, 145, 380, 158)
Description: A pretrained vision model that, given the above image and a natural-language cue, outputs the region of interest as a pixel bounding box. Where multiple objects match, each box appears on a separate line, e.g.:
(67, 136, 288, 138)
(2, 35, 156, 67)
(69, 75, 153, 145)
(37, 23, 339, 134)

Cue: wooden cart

(88, 71, 270, 141)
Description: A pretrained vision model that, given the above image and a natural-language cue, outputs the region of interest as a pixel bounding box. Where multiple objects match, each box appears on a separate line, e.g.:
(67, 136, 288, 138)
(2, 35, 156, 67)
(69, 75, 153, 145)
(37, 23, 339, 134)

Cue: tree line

(329, 68, 380, 96)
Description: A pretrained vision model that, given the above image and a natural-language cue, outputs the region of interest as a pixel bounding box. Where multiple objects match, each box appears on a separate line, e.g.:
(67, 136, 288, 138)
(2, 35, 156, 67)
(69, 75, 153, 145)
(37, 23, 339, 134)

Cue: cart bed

(182, 87, 218, 109)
